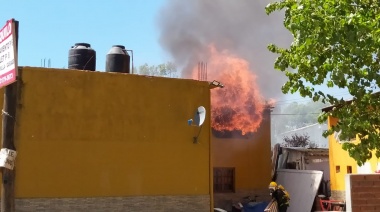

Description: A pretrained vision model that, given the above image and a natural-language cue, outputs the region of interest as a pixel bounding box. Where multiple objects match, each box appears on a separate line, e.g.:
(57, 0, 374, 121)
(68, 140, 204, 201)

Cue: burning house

(157, 0, 293, 211)
(4, 0, 296, 211)
(190, 46, 274, 210)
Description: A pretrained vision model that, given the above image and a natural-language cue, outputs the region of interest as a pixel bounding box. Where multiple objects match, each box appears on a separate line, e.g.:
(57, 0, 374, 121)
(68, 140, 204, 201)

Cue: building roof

(321, 91, 380, 112)
(282, 147, 329, 157)
(321, 101, 352, 112)
(279, 123, 326, 135)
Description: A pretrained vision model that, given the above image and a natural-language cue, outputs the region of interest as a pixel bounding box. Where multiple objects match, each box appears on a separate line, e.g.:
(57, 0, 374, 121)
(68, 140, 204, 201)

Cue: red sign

(0, 19, 17, 88)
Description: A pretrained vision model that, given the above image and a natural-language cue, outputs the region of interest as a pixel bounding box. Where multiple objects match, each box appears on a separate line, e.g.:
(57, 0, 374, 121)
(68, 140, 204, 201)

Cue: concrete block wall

(346, 174, 380, 212)
(15, 195, 210, 212)
(331, 190, 346, 201)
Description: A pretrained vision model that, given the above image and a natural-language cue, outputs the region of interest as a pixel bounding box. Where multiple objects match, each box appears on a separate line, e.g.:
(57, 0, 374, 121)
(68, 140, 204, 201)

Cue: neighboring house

(277, 147, 329, 176)
(274, 123, 329, 148)
(212, 108, 273, 210)
(322, 106, 380, 201)
(8, 67, 212, 211)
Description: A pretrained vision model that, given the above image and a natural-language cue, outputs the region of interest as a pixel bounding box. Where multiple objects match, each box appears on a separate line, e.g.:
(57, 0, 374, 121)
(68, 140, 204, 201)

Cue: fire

(192, 45, 265, 135)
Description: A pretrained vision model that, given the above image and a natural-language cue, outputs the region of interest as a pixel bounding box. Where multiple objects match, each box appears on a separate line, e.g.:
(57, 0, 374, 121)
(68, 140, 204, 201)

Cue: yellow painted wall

(328, 116, 380, 191)
(212, 109, 272, 190)
(14, 67, 211, 198)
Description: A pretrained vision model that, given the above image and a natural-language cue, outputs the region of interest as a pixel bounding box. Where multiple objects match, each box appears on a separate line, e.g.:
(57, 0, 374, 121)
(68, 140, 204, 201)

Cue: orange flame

(192, 45, 265, 135)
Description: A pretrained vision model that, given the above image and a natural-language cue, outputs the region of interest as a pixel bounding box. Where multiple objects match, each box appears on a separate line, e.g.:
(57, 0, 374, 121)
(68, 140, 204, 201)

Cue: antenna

(188, 106, 206, 143)
(194, 106, 206, 126)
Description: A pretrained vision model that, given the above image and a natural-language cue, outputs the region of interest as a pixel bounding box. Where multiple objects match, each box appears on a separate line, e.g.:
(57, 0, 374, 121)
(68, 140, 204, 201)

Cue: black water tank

(106, 45, 130, 73)
(68, 43, 96, 71)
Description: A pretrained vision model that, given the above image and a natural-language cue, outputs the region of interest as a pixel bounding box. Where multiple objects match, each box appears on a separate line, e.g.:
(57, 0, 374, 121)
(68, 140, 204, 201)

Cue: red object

(319, 199, 346, 211)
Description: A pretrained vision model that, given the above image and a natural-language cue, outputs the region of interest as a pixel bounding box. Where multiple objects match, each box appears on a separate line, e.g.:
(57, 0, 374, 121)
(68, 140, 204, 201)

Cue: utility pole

(1, 19, 19, 212)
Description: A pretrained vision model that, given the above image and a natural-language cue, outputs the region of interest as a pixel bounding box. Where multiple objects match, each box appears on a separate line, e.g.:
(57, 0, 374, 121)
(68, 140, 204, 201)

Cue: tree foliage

(266, 1, 380, 165)
(136, 62, 178, 78)
(282, 133, 318, 148)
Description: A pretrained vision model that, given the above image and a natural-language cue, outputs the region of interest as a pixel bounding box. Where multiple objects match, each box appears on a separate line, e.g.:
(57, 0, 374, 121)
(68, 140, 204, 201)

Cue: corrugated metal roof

(282, 147, 329, 156)
(321, 91, 380, 112)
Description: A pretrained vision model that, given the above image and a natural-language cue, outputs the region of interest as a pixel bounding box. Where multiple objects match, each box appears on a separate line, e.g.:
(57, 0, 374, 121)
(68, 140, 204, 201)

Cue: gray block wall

(15, 195, 210, 212)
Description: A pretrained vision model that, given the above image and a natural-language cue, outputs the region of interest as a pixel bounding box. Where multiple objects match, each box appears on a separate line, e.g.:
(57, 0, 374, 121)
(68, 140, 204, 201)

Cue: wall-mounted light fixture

(209, 80, 224, 89)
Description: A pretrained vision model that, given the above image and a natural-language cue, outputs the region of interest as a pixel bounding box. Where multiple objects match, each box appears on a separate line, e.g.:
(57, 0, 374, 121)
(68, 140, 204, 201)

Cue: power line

(273, 93, 352, 106)
(274, 91, 351, 104)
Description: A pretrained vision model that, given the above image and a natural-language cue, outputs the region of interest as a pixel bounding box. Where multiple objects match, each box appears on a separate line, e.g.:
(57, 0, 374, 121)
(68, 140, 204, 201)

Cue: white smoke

(157, 0, 292, 99)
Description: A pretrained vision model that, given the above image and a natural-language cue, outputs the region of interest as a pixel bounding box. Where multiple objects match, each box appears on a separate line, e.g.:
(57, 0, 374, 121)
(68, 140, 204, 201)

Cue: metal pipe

(126, 50, 134, 74)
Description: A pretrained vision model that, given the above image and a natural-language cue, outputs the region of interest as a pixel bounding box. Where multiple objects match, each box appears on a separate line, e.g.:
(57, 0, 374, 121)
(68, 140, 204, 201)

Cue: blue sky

(0, 0, 354, 104)
(0, 0, 168, 71)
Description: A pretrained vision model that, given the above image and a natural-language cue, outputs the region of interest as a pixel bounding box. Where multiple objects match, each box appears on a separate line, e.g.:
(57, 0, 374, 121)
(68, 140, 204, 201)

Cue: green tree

(136, 62, 178, 78)
(266, 1, 380, 165)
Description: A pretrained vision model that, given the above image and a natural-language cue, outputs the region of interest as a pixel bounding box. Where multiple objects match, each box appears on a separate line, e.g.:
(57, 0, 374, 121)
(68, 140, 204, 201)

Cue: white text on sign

(0, 148, 17, 170)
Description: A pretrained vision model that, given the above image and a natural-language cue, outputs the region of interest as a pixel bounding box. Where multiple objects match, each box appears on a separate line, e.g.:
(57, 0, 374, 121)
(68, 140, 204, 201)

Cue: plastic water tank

(68, 43, 96, 71)
(106, 45, 130, 73)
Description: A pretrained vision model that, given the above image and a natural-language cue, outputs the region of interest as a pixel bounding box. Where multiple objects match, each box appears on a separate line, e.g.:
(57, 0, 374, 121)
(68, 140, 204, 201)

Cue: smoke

(157, 0, 292, 99)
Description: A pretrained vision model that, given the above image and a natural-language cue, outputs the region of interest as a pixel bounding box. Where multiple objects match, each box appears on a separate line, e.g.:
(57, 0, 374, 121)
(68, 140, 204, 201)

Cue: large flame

(192, 45, 265, 135)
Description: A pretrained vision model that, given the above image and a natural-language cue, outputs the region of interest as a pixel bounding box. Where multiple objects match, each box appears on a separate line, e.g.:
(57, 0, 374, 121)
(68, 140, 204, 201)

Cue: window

(347, 166, 352, 173)
(336, 166, 340, 173)
(213, 167, 235, 193)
